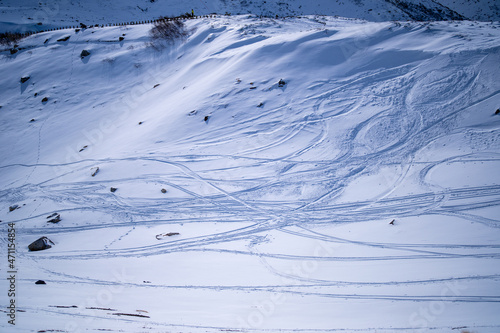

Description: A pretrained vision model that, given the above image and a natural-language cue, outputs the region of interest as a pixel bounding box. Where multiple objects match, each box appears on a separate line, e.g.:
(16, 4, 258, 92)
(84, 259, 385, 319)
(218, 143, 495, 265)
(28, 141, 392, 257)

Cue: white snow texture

(0, 1, 500, 333)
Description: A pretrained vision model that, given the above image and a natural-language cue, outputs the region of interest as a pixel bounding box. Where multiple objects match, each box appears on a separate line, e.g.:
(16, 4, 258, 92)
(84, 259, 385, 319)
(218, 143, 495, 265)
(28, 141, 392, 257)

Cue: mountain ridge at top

(0, 0, 498, 33)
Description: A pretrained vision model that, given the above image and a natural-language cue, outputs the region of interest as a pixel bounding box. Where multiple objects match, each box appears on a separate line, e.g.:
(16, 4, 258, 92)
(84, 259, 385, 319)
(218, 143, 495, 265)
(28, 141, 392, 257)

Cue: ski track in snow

(1, 16, 500, 332)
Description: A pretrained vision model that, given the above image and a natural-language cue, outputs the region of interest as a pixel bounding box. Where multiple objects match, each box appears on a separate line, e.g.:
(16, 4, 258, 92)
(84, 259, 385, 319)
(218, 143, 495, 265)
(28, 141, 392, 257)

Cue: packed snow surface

(1, 14, 500, 333)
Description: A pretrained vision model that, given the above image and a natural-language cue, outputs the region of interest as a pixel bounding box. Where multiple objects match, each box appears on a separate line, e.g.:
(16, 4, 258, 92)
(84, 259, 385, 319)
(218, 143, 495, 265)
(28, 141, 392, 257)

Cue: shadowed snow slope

(1, 15, 500, 333)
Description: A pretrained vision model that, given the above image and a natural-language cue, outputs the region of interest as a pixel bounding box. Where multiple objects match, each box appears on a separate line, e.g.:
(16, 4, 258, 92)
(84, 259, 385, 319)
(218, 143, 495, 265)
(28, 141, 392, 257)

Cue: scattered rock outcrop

(57, 36, 70, 42)
(80, 49, 91, 59)
(46, 213, 61, 224)
(91, 167, 99, 177)
(156, 232, 180, 240)
(28, 236, 54, 251)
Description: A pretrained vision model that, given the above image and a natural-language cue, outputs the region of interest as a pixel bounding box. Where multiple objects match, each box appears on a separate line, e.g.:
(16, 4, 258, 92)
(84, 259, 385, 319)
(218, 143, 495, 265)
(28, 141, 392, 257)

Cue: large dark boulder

(28, 237, 54, 251)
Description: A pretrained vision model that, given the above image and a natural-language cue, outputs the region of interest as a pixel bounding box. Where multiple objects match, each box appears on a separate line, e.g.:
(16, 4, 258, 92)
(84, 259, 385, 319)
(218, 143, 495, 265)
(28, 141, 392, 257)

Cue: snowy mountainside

(0, 0, 499, 33)
(1, 15, 500, 332)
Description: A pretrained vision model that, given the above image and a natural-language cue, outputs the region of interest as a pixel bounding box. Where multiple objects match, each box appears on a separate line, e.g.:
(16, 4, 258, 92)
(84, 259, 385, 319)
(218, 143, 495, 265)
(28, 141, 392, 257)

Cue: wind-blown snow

(1, 14, 500, 333)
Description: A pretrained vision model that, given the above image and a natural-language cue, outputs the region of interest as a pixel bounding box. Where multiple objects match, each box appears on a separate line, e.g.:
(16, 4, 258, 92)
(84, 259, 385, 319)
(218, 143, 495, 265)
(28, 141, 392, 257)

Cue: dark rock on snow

(91, 167, 99, 177)
(35, 280, 46, 285)
(47, 212, 59, 219)
(28, 236, 54, 251)
(47, 213, 61, 223)
(156, 232, 180, 239)
(80, 49, 91, 58)
(57, 36, 70, 42)
(20, 76, 30, 83)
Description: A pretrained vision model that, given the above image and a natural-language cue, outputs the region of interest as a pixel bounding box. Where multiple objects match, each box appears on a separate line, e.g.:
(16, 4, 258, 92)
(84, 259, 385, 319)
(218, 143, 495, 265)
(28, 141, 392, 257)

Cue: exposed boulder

(35, 280, 46, 285)
(80, 49, 91, 59)
(28, 236, 54, 251)
(57, 36, 70, 42)
(91, 167, 99, 177)
(9, 205, 19, 212)
(46, 213, 61, 224)
(110, 187, 118, 193)
(20, 76, 30, 84)
(278, 78, 286, 87)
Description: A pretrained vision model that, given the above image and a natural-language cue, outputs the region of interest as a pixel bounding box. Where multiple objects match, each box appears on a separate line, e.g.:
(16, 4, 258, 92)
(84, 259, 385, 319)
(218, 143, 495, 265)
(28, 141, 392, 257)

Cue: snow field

(0, 15, 500, 332)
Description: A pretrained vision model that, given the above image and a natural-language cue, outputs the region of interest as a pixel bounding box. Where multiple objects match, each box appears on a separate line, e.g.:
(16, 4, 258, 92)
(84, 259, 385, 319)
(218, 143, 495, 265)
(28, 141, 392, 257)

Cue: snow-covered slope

(0, 0, 499, 33)
(1, 15, 500, 333)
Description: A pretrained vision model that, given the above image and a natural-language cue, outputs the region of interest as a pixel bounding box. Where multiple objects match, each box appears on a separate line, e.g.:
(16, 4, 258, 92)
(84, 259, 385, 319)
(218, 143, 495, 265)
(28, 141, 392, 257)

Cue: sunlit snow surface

(1, 15, 500, 332)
